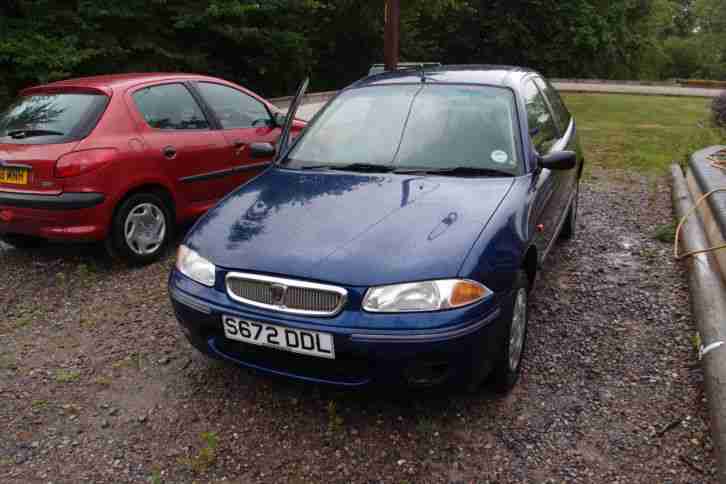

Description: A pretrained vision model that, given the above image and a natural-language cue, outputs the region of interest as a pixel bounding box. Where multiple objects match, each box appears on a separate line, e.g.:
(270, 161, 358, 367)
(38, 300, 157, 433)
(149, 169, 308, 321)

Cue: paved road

(554, 81, 722, 98)
(289, 82, 722, 120)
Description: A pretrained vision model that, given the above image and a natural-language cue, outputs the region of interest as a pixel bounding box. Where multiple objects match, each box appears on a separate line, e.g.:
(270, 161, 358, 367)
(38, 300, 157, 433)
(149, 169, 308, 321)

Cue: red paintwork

(0, 73, 304, 242)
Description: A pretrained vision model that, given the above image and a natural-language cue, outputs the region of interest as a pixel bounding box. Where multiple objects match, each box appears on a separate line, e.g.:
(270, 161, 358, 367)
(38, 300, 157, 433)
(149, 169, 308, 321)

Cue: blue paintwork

(169, 65, 584, 387)
(185, 169, 515, 287)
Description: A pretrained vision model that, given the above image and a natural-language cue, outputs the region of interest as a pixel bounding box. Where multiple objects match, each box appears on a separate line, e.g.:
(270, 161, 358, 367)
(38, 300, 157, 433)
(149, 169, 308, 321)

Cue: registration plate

(0, 166, 29, 185)
(222, 316, 335, 359)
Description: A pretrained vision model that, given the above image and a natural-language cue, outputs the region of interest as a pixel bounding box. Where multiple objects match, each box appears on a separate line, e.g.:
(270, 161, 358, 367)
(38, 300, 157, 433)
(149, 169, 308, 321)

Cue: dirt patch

(0, 168, 716, 483)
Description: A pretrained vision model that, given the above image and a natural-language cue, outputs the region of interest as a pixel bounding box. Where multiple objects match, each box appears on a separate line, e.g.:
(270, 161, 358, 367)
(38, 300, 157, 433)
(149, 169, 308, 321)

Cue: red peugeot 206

(0, 73, 303, 264)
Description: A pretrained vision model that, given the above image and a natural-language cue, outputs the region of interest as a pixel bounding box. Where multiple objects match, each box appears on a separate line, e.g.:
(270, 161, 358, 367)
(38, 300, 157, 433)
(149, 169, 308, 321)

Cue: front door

(523, 78, 566, 259)
(193, 82, 281, 193)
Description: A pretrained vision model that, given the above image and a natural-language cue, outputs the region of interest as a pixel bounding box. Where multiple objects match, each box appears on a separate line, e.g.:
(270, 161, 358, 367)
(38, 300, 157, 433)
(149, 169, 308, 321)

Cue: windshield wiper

(299, 163, 395, 173)
(393, 166, 515, 177)
(7, 129, 65, 139)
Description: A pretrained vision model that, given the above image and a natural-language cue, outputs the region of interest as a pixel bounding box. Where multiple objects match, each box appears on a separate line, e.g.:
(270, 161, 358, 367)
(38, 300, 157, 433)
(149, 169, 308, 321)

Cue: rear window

(0, 93, 109, 145)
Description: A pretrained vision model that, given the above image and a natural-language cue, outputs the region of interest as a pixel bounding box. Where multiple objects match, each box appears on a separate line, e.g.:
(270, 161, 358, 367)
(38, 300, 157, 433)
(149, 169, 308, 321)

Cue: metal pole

(384, 0, 400, 71)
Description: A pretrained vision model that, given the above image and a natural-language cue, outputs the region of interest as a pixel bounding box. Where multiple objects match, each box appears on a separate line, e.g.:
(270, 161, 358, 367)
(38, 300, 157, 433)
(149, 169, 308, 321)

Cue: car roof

(350, 64, 541, 91)
(21, 73, 227, 96)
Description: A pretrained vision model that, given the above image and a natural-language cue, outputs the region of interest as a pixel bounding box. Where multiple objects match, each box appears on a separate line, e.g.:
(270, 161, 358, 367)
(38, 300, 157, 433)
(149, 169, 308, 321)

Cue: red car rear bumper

(0, 191, 109, 241)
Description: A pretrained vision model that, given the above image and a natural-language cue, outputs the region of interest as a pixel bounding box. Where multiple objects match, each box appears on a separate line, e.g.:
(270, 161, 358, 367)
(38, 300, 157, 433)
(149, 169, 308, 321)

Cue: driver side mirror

(538, 151, 577, 170)
(250, 142, 276, 159)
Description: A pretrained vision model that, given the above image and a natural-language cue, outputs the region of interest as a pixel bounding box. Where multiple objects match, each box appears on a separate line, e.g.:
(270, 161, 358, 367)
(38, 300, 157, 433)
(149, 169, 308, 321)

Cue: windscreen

(0, 93, 108, 144)
(286, 84, 522, 175)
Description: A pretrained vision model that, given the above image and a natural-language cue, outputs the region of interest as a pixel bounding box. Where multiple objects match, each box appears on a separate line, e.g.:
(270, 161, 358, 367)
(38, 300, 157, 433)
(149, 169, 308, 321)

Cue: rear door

(523, 77, 564, 258)
(129, 83, 231, 204)
(193, 82, 281, 192)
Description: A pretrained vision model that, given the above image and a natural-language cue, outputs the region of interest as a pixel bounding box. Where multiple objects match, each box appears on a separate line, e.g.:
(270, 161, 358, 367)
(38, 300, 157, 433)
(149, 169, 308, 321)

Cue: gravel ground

(0, 169, 717, 483)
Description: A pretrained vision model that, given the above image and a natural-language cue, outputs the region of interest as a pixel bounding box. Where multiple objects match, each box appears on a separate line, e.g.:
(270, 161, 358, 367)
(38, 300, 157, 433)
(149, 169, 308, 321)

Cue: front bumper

(169, 273, 507, 388)
(0, 191, 109, 241)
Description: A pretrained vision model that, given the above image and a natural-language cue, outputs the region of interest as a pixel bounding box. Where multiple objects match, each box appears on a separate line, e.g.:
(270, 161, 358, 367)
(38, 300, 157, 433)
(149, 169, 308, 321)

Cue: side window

(196, 82, 271, 129)
(132, 84, 209, 130)
(523, 80, 559, 154)
(535, 77, 571, 133)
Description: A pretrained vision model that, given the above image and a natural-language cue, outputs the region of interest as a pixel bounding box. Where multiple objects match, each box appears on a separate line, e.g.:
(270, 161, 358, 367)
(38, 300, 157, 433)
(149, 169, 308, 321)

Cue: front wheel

(489, 270, 530, 393)
(108, 193, 173, 265)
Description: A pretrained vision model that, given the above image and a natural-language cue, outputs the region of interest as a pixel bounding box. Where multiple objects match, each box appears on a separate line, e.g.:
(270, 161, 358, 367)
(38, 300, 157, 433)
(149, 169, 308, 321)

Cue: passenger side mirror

(272, 111, 287, 128)
(250, 142, 276, 159)
(538, 151, 577, 170)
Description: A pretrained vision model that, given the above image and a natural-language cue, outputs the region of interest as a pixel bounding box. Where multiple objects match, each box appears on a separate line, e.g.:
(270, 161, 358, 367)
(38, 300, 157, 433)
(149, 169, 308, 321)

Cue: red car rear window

(0, 93, 109, 145)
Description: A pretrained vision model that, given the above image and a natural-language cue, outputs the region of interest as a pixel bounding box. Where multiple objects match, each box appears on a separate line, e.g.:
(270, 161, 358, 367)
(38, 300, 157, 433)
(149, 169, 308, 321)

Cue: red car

(0, 73, 304, 263)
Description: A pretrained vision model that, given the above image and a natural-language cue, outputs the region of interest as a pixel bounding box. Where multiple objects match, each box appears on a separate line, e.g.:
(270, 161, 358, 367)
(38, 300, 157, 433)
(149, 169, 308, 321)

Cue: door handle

(233, 140, 246, 155)
(163, 146, 177, 160)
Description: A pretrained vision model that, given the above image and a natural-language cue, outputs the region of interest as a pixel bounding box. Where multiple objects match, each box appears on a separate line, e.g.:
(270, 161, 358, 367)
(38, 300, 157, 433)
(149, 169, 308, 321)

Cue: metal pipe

(672, 163, 726, 483)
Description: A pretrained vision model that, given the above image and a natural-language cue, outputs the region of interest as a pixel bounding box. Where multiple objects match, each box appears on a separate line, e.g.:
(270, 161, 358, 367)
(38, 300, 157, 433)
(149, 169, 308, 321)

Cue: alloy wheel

(508, 288, 528, 372)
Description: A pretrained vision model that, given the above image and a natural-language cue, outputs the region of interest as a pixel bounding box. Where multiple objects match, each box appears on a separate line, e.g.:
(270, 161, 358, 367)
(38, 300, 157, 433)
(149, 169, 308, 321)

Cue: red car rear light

(55, 148, 118, 178)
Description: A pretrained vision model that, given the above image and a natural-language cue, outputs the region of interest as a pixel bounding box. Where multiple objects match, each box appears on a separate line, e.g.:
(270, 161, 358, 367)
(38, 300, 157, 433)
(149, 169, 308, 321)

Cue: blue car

(169, 66, 583, 391)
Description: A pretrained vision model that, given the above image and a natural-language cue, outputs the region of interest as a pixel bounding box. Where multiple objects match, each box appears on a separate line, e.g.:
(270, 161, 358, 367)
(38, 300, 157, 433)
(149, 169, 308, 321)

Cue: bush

(713, 92, 726, 127)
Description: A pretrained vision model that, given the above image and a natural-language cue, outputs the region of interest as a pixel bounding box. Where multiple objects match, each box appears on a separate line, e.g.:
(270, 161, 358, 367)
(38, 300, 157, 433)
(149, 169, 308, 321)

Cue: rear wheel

(0, 234, 46, 249)
(559, 183, 579, 240)
(108, 192, 172, 265)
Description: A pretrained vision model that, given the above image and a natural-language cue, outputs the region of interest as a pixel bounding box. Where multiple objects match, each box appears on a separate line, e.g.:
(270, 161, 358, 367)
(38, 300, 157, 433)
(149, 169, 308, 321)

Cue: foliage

(0, 0, 724, 110)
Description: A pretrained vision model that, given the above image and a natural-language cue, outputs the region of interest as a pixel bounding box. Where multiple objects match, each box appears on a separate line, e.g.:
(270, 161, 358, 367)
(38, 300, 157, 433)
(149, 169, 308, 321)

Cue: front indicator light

(362, 279, 492, 313)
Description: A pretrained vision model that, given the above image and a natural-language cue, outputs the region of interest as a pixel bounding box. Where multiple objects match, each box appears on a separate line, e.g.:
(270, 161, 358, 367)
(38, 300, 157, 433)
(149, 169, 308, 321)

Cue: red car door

(193, 82, 282, 192)
(128, 82, 232, 204)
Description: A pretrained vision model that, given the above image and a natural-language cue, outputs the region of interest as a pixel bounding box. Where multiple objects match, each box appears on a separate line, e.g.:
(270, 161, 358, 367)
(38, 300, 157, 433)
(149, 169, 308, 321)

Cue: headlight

(176, 245, 216, 287)
(362, 279, 492, 313)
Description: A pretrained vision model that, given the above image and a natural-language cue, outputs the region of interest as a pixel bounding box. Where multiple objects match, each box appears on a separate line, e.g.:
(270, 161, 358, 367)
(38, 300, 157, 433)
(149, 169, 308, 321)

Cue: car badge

(270, 283, 287, 305)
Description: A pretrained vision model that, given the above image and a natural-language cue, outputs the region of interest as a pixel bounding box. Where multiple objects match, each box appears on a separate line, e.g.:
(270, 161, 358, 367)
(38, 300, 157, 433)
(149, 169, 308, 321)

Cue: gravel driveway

(0, 169, 716, 483)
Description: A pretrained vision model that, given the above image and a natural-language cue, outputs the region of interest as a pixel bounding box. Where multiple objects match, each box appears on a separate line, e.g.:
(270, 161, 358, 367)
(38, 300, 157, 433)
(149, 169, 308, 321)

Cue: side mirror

(539, 150, 577, 170)
(249, 142, 276, 159)
(272, 111, 287, 127)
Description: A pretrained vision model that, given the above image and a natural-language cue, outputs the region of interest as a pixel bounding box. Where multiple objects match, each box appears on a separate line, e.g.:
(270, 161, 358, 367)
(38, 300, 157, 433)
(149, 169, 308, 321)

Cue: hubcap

(124, 203, 166, 256)
(508, 288, 528, 372)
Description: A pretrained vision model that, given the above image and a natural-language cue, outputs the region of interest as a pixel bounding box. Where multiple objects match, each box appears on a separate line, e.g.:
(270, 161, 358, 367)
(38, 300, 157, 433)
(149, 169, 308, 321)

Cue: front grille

(225, 272, 347, 317)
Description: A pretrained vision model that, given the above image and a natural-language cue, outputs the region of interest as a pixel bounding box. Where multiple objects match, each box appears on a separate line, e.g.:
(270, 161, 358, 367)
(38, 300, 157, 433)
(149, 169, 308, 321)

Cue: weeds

(654, 222, 677, 243)
(179, 432, 218, 473)
(149, 468, 162, 484)
(54, 368, 81, 383)
(327, 401, 344, 432)
(94, 376, 112, 386)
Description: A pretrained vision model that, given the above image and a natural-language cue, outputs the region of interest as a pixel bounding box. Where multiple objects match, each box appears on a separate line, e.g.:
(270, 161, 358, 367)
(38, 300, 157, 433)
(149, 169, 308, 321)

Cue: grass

(563, 93, 725, 174)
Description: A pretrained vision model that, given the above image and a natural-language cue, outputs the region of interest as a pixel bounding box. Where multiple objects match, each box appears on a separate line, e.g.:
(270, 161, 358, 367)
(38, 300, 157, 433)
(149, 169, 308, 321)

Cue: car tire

(108, 192, 173, 265)
(0, 234, 46, 249)
(488, 270, 530, 394)
(559, 183, 579, 241)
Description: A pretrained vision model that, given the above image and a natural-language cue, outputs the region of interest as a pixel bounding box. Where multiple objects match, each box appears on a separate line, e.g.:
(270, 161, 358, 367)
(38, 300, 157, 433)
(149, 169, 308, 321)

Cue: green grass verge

(562, 93, 725, 174)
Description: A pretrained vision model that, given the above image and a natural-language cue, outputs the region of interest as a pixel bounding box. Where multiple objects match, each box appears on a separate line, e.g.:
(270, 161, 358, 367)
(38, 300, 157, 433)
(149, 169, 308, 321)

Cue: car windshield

(0, 93, 108, 144)
(284, 84, 522, 176)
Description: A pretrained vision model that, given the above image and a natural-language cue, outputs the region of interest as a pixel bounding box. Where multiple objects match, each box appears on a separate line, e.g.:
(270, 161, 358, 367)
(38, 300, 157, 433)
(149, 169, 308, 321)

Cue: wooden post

(384, 0, 400, 71)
